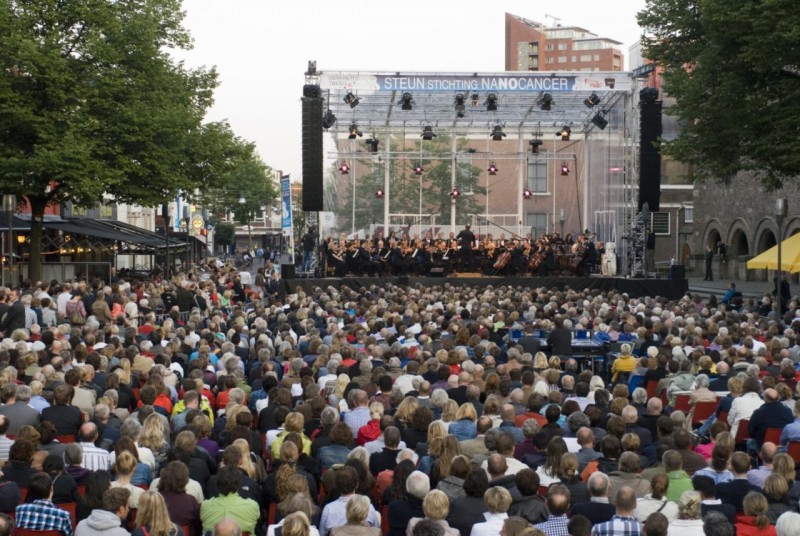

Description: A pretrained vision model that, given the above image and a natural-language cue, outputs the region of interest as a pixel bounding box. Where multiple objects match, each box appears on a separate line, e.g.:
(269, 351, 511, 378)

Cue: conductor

(456, 224, 476, 271)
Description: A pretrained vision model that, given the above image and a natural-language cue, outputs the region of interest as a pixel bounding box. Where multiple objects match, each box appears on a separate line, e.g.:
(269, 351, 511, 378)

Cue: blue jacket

(448, 419, 477, 441)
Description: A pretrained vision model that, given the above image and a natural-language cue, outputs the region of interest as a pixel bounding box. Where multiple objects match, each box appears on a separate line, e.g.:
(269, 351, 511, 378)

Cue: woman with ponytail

(735, 492, 777, 536)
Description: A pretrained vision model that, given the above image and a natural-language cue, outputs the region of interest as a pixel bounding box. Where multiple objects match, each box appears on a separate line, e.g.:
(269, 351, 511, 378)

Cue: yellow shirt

(611, 355, 637, 381)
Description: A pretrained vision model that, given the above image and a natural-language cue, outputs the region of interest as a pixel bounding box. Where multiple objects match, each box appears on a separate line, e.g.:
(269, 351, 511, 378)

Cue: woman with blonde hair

(356, 402, 384, 447)
(111, 451, 144, 508)
(232, 438, 267, 483)
(281, 511, 313, 536)
(139, 413, 169, 468)
(667, 490, 704, 536)
(559, 453, 589, 503)
(735, 492, 777, 536)
(271, 412, 311, 459)
(406, 489, 459, 536)
(437, 399, 459, 430)
(393, 397, 419, 433)
(532, 352, 548, 372)
(330, 495, 380, 536)
(269, 496, 319, 536)
(772, 453, 800, 505)
(449, 403, 477, 441)
(131, 491, 181, 536)
(431, 436, 461, 488)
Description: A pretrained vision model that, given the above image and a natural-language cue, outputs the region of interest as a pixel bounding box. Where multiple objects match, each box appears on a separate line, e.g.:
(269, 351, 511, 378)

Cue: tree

(638, 0, 800, 190)
(0, 0, 247, 280)
(213, 222, 235, 254)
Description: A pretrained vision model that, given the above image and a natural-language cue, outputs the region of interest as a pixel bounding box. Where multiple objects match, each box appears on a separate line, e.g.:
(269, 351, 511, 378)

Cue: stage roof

(317, 70, 632, 136)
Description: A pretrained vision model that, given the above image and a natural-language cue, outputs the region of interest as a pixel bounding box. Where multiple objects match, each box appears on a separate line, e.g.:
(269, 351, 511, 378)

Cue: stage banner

(281, 175, 294, 255)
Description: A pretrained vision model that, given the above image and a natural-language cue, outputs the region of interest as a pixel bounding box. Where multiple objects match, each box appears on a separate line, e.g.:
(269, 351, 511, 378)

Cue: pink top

(695, 442, 714, 460)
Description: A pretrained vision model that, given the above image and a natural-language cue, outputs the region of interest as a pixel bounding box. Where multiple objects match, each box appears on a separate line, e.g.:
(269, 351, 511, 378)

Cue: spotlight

(471, 93, 480, 106)
(348, 123, 363, 139)
(421, 125, 437, 140)
(583, 92, 601, 108)
(322, 109, 336, 129)
(591, 114, 608, 130)
(485, 92, 498, 111)
(491, 125, 506, 141)
(561, 162, 570, 176)
(450, 187, 461, 198)
(488, 162, 498, 175)
(366, 138, 380, 153)
(455, 93, 465, 117)
(523, 188, 533, 200)
(343, 92, 360, 108)
(339, 162, 350, 175)
(529, 139, 543, 154)
(375, 188, 384, 198)
(400, 92, 413, 111)
(558, 125, 571, 141)
(414, 163, 424, 175)
(540, 93, 553, 111)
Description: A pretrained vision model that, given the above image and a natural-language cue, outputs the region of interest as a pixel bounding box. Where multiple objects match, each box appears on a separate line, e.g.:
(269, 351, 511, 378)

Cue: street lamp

(775, 197, 788, 324)
(2, 195, 16, 286)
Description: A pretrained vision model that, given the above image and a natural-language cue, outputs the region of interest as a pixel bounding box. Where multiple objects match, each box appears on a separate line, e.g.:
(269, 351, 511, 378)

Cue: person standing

(704, 245, 714, 281)
(456, 225, 476, 272)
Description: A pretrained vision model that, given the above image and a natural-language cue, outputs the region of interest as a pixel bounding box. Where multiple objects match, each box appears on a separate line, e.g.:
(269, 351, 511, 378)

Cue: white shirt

(470, 512, 508, 536)
(80, 442, 110, 471)
(728, 392, 764, 437)
(393, 374, 421, 395)
(666, 519, 705, 536)
(109, 444, 156, 470)
(268, 522, 320, 536)
(57, 291, 72, 317)
(633, 495, 679, 522)
(149, 477, 204, 503)
(481, 456, 529, 477)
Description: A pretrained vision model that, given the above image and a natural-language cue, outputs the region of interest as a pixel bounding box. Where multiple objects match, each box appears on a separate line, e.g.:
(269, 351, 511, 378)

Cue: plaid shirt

(15, 499, 73, 536)
(534, 515, 570, 536)
(591, 515, 643, 536)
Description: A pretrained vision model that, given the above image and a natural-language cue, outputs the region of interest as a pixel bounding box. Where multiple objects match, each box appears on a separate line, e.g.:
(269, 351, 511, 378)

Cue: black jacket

(570, 499, 616, 524)
(717, 478, 762, 512)
(749, 401, 794, 448)
(508, 494, 548, 524)
(0, 301, 25, 335)
(547, 328, 573, 357)
(387, 495, 424, 536)
(41, 404, 83, 436)
(369, 448, 400, 477)
(447, 495, 488, 536)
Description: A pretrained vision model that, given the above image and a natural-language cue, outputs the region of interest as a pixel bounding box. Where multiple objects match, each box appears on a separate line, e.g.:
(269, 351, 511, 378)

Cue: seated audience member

(130, 491, 182, 536)
(735, 492, 778, 536)
(533, 484, 571, 535)
(75, 487, 132, 536)
(330, 495, 381, 536)
(570, 471, 616, 525)
(320, 466, 379, 536)
(200, 466, 259, 535)
(15, 473, 73, 536)
(470, 486, 513, 536)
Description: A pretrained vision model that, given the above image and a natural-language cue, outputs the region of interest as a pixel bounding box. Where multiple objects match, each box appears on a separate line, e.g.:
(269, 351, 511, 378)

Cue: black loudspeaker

(302, 86, 324, 212)
(281, 263, 295, 279)
(670, 264, 686, 280)
(639, 100, 662, 212)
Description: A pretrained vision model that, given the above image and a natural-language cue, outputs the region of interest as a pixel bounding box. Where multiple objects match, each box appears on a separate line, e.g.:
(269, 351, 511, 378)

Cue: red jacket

(735, 518, 776, 536)
(356, 419, 381, 446)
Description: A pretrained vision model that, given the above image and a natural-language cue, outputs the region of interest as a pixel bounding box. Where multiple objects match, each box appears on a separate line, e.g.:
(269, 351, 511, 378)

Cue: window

(558, 56, 567, 63)
(572, 56, 577, 62)
(593, 54, 600, 61)
(557, 43, 568, 51)
(528, 42, 539, 54)
(546, 57, 555, 64)
(683, 207, 694, 223)
(527, 154, 548, 193)
(457, 155, 474, 194)
(650, 212, 670, 235)
(545, 44, 554, 51)
(527, 213, 549, 238)
(580, 55, 593, 62)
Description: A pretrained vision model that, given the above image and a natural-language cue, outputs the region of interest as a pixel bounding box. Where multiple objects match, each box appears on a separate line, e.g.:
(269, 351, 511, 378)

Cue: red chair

(674, 394, 691, 412)
(718, 411, 729, 426)
(692, 401, 718, 426)
(381, 504, 389, 536)
(180, 526, 191, 536)
(56, 501, 77, 528)
(55, 435, 76, 444)
(76, 485, 86, 496)
(787, 441, 800, 462)
(14, 530, 63, 536)
(645, 380, 658, 399)
(734, 419, 750, 445)
(764, 427, 783, 445)
(134, 483, 149, 490)
(19, 487, 28, 502)
(268, 503, 277, 525)
(660, 391, 669, 409)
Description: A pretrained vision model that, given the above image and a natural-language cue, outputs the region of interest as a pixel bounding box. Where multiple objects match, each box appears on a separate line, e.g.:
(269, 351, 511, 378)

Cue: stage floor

(285, 275, 689, 300)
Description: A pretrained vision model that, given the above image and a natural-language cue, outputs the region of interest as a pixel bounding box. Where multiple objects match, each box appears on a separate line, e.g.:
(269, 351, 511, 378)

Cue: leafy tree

(638, 0, 800, 189)
(0, 0, 247, 280)
(213, 222, 235, 253)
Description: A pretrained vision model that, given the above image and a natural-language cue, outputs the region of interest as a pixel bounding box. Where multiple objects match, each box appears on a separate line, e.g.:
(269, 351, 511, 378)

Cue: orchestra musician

(456, 224, 476, 271)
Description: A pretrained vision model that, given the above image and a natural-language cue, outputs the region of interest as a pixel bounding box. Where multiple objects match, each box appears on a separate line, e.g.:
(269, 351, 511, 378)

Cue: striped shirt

(79, 442, 110, 471)
(591, 515, 643, 536)
(15, 499, 73, 536)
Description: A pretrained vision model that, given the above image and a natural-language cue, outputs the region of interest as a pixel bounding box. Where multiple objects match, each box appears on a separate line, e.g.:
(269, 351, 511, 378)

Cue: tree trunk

(28, 197, 46, 283)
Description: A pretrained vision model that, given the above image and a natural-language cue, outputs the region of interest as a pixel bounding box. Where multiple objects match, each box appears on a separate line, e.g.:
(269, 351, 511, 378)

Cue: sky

(178, 0, 647, 181)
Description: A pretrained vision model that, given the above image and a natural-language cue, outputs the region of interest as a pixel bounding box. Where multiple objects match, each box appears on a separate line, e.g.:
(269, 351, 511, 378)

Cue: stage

(284, 275, 689, 300)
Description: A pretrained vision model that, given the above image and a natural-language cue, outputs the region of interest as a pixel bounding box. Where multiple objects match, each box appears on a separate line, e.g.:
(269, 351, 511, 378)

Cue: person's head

(587, 471, 609, 498)
(615, 487, 637, 516)
(217, 465, 242, 496)
(422, 489, 450, 521)
(742, 491, 770, 529)
(731, 451, 752, 476)
(412, 519, 446, 536)
(28, 472, 53, 501)
(8, 439, 35, 464)
(135, 491, 173, 536)
(103, 487, 131, 519)
(483, 486, 513, 515)
(643, 512, 669, 536)
(776, 512, 800, 536)
(546, 484, 571, 516)
(764, 474, 789, 502)
(335, 466, 360, 496)
(692, 475, 716, 499)
(662, 450, 682, 473)
(212, 519, 243, 536)
(406, 470, 431, 500)
(567, 515, 592, 536)
(463, 468, 490, 499)
(114, 450, 137, 478)
(157, 460, 190, 494)
(677, 490, 701, 520)
(345, 494, 371, 526)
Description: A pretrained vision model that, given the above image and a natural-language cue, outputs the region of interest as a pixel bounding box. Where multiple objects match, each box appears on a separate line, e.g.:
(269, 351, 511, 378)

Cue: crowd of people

(0, 261, 796, 536)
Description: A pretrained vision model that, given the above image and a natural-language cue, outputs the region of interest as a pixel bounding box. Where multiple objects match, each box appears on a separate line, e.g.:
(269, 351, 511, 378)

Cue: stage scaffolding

(314, 69, 641, 276)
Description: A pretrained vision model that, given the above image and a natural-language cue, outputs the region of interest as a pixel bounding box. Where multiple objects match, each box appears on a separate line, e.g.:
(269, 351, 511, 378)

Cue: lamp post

(3, 195, 16, 286)
(775, 197, 788, 324)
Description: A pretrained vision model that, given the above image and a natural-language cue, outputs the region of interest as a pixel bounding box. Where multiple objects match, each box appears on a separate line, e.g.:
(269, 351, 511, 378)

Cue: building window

(546, 57, 555, 64)
(572, 56, 577, 62)
(684, 207, 694, 223)
(528, 42, 539, 54)
(650, 212, 671, 235)
(527, 213, 549, 238)
(557, 43, 568, 50)
(593, 54, 600, 61)
(545, 44, 554, 51)
(527, 154, 548, 193)
(580, 54, 593, 62)
(558, 56, 567, 63)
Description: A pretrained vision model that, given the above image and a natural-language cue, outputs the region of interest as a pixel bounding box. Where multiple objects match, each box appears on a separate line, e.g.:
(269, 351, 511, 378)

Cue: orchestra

(318, 229, 603, 277)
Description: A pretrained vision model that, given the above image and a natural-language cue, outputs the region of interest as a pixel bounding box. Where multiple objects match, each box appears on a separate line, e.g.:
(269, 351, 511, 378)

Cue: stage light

(540, 93, 553, 111)
(343, 92, 360, 108)
(523, 188, 533, 199)
(485, 92, 498, 111)
(450, 187, 461, 198)
(558, 125, 571, 141)
(421, 125, 437, 140)
(491, 125, 506, 141)
(591, 113, 608, 130)
(348, 123, 363, 139)
(400, 92, 413, 111)
(414, 163, 424, 175)
(471, 93, 480, 106)
(488, 162, 498, 175)
(561, 162, 570, 176)
(455, 93, 465, 117)
(339, 162, 350, 175)
(529, 139, 543, 154)
(366, 138, 380, 153)
(322, 109, 336, 129)
(375, 188, 384, 198)
(584, 92, 601, 108)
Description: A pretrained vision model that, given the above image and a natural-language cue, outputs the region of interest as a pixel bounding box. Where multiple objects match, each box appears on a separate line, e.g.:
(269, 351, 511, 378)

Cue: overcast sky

(179, 0, 647, 180)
